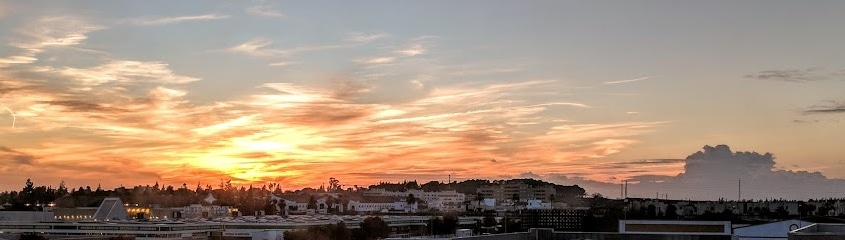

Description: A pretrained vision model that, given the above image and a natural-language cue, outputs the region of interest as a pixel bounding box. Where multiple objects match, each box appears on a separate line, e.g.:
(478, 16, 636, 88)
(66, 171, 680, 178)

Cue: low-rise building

(477, 183, 556, 207)
(365, 189, 465, 212)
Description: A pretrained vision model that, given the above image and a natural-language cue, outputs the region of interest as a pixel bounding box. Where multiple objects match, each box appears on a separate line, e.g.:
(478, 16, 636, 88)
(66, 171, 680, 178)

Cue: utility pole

(624, 180, 628, 199)
(621, 180, 624, 199)
(738, 179, 741, 201)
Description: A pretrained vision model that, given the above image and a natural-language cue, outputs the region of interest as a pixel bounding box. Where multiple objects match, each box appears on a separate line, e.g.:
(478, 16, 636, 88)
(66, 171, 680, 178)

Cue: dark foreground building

(788, 223, 845, 240)
(452, 228, 732, 240)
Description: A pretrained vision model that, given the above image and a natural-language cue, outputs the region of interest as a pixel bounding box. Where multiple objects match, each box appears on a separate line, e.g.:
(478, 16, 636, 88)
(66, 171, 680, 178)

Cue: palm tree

(475, 194, 484, 211)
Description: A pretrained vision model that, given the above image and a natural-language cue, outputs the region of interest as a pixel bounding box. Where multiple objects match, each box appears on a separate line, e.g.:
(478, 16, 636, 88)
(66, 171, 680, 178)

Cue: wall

(0, 212, 55, 222)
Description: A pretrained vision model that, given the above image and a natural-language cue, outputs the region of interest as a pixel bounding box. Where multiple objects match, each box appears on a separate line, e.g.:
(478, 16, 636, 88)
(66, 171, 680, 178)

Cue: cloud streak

(246, 4, 284, 18)
(0, 16, 104, 67)
(127, 14, 230, 26)
(745, 68, 824, 82)
(604, 76, 651, 85)
(803, 101, 845, 114)
(0, 103, 15, 128)
(226, 38, 349, 57)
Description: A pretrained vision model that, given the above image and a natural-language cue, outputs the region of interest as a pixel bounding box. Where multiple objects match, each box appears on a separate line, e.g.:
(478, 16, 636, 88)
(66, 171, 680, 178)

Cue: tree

(329, 178, 341, 192)
(20, 178, 35, 204)
(57, 180, 69, 197)
(360, 216, 390, 240)
(482, 215, 496, 227)
(474, 194, 485, 210)
(647, 204, 657, 218)
(665, 204, 679, 219)
(307, 195, 318, 210)
(799, 204, 816, 216)
(441, 214, 459, 235)
(407, 194, 416, 205)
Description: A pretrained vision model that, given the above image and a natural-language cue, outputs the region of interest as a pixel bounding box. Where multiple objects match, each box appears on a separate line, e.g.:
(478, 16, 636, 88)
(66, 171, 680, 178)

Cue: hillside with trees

(368, 178, 586, 199)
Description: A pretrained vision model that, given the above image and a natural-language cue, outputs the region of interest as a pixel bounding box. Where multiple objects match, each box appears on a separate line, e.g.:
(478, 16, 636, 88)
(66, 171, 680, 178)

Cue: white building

(181, 204, 232, 219)
(364, 189, 466, 212)
(525, 199, 552, 210)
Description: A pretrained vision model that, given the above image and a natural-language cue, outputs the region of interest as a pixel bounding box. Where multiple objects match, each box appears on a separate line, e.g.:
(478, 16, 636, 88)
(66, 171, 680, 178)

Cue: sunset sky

(1, 1, 844, 199)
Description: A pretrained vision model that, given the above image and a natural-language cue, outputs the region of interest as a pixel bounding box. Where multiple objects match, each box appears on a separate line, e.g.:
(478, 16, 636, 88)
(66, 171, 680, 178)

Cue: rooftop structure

(450, 228, 733, 240)
(734, 219, 812, 240)
(91, 197, 129, 221)
(619, 220, 732, 235)
(0, 215, 481, 240)
(788, 223, 845, 240)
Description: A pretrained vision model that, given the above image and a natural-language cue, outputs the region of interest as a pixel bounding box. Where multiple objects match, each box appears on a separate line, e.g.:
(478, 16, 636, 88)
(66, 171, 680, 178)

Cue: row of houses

(626, 198, 845, 217)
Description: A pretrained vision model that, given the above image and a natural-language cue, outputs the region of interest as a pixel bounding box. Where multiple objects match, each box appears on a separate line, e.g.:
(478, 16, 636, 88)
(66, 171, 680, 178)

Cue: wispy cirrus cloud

(126, 13, 230, 26)
(246, 4, 284, 18)
(604, 76, 651, 85)
(360, 56, 396, 65)
(0, 146, 35, 165)
(49, 60, 200, 86)
(803, 101, 845, 114)
(2, 67, 667, 189)
(226, 38, 349, 57)
(268, 61, 295, 67)
(346, 32, 388, 43)
(745, 68, 826, 82)
(396, 44, 426, 56)
(0, 15, 670, 190)
(0, 16, 104, 67)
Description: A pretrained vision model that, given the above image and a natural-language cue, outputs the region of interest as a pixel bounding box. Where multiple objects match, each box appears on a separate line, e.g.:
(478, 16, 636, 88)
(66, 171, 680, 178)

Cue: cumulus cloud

(547, 145, 845, 200)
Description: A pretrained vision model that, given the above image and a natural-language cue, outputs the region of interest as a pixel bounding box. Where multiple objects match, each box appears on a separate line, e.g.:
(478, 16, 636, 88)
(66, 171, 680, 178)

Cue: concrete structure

(511, 209, 587, 231)
(0, 222, 222, 240)
(364, 189, 466, 212)
(181, 204, 232, 219)
(788, 223, 845, 240)
(525, 199, 551, 210)
(0, 215, 481, 240)
(451, 228, 732, 240)
(734, 220, 812, 240)
(92, 197, 129, 221)
(276, 194, 414, 214)
(0, 212, 55, 223)
(348, 198, 409, 213)
(619, 220, 731, 235)
(477, 183, 555, 204)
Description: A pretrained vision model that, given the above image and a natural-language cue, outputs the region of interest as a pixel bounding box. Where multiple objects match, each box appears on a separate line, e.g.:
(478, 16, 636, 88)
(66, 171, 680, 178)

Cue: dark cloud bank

(538, 145, 845, 200)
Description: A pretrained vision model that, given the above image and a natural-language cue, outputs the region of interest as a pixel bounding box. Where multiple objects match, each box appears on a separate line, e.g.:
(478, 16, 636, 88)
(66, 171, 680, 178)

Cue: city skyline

(1, 1, 844, 200)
